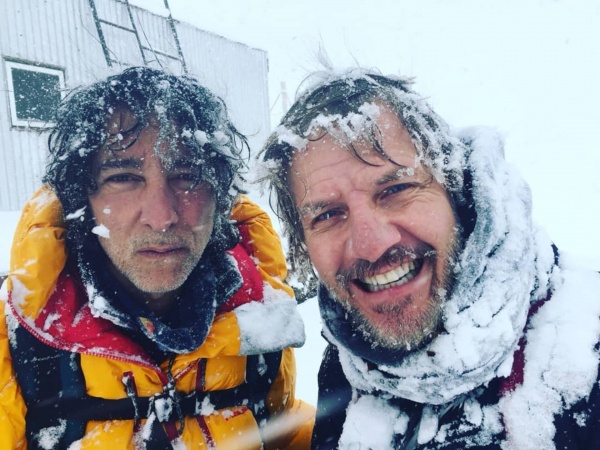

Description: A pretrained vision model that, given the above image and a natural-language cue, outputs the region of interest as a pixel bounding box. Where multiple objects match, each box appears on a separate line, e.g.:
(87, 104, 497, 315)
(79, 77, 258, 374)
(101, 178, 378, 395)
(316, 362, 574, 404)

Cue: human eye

(310, 208, 347, 229)
(104, 173, 137, 183)
(379, 183, 416, 200)
(99, 171, 142, 187)
(169, 171, 201, 191)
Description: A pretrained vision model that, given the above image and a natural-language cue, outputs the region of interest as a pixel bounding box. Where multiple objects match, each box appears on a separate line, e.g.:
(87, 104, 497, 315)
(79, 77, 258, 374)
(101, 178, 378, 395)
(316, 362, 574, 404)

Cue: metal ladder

(87, 0, 188, 73)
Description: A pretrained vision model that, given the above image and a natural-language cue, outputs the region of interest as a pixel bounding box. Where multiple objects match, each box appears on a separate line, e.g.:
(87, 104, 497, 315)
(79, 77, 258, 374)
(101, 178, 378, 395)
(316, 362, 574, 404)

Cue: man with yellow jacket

(0, 67, 314, 449)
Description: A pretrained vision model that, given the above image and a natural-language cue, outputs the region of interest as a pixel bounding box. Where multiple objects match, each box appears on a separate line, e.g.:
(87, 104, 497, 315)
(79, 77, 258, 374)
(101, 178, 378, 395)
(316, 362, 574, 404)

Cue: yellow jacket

(0, 187, 314, 449)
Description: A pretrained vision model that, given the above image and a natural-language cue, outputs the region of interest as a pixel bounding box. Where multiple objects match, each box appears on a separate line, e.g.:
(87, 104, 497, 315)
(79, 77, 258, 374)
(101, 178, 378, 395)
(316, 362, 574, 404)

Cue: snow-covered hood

(321, 126, 600, 449)
(321, 126, 554, 402)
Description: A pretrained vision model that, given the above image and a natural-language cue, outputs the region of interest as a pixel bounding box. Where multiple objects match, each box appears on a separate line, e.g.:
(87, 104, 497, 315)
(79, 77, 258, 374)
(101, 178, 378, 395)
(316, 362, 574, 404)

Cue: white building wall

(0, 0, 270, 211)
(176, 23, 271, 153)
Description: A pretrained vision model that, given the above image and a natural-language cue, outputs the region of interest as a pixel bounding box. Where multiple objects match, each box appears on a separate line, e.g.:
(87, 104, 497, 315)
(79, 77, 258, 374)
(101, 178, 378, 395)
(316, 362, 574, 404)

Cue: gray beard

(328, 269, 447, 353)
(327, 229, 462, 353)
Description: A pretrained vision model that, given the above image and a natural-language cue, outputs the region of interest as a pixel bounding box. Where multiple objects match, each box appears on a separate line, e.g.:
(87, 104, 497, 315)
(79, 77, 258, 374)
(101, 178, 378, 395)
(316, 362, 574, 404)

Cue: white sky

(163, 0, 600, 268)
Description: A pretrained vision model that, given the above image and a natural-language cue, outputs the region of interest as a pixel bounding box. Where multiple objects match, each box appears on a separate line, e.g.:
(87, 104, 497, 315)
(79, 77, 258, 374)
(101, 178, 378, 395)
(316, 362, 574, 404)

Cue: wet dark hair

(44, 66, 249, 262)
(259, 70, 469, 288)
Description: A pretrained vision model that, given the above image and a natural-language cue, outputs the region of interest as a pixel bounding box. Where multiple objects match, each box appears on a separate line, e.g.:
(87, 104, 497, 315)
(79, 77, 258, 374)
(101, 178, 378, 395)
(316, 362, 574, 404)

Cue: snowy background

(1, 0, 599, 407)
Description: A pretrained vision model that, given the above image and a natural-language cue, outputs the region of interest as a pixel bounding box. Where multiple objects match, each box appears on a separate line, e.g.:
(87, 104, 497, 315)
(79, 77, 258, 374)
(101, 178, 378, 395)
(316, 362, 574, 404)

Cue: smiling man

(261, 70, 600, 449)
(0, 67, 313, 449)
(289, 104, 460, 355)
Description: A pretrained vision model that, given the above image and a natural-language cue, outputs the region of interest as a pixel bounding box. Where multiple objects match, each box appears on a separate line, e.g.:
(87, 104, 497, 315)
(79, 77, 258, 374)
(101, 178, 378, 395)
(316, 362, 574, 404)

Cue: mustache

(129, 232, 195, 249)
(336, 243, 436, 286)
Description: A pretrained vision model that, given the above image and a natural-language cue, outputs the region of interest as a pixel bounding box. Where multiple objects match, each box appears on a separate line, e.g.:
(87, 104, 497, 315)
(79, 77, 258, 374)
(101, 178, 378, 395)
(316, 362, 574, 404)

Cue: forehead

(95, 121, 194, 170)
(290, 104, 419, 182)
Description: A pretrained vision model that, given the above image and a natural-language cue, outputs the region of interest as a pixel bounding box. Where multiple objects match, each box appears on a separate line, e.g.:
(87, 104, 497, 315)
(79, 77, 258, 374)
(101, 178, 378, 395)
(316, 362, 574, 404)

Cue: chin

(132, 278, 183, 295)
(351, 304, 443, 353)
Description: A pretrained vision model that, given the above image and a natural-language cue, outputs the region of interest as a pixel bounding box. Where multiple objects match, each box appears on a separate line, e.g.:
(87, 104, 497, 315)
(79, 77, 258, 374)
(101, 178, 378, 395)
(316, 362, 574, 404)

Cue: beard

(326, 230, 463, 353)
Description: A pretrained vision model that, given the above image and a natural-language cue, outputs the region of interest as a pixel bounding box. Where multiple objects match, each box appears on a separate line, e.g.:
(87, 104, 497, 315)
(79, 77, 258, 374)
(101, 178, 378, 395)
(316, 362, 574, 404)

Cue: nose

(346, 207, 401, 263)
(140, 179, 179, 231)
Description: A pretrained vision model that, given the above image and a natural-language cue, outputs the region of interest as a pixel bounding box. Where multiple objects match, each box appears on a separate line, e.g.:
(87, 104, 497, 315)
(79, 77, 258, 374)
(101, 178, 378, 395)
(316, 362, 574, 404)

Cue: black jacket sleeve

(311, 344, 353, 450)
(553, 360, 600, 449)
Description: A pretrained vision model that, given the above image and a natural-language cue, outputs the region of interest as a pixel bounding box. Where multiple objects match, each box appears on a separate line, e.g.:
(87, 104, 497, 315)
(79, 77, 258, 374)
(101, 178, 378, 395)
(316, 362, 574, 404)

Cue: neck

(137, 290, 180, 317)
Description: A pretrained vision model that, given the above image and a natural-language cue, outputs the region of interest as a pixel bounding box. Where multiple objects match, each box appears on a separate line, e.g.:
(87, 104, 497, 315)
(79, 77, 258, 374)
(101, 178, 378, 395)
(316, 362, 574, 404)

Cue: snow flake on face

(91, 224, 110, 238)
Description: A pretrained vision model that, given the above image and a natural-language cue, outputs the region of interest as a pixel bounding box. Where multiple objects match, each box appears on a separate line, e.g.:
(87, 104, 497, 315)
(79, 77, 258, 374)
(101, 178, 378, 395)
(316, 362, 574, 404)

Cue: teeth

(363, 261, 410, 286)
(361, 260, 420, 292)
(384, 271, 396, 283)
(375, 273, 388, 284)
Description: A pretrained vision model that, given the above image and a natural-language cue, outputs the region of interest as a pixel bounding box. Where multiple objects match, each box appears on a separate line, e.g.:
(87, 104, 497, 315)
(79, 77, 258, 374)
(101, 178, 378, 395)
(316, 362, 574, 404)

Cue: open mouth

(356, 259, 424, 292)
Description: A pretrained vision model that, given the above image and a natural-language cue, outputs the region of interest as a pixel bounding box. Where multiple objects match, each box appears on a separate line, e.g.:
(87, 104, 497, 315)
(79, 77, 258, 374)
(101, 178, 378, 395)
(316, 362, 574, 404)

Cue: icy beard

(326, 231, 463, 353)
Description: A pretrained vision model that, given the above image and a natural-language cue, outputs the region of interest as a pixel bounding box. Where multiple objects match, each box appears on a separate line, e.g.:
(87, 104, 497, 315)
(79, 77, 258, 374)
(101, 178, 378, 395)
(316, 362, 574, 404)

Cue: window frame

(4, 60, 65, 128)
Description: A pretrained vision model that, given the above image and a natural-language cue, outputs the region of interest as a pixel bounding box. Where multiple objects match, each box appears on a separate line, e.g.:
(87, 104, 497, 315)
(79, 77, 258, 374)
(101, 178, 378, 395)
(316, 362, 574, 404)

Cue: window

(5, 61, 65, 128)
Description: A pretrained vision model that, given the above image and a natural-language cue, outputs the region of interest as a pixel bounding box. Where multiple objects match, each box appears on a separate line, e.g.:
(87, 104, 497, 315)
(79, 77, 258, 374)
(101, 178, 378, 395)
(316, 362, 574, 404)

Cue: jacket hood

(6, 189, 305, 364)
(320, 126, 600, 450)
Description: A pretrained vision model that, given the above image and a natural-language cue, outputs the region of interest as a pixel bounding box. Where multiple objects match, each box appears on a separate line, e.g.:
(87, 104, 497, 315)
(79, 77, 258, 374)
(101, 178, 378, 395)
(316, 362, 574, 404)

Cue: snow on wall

(0, 0, 270, 211)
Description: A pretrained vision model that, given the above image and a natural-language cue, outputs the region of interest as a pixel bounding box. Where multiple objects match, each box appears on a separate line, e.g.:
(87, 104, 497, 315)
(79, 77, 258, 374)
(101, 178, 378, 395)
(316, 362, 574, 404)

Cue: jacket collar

(84, 248, 242, 355)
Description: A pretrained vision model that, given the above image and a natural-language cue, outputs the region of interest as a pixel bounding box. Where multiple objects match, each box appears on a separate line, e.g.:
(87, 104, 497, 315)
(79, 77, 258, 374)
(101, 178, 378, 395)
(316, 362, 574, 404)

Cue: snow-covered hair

(260, 69, 470, 286)
(45, 66, 249, 262)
